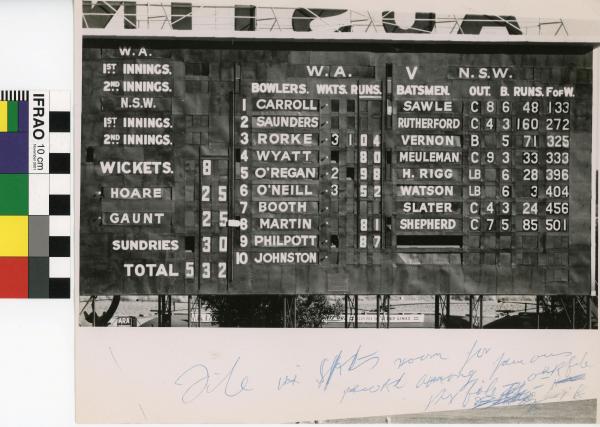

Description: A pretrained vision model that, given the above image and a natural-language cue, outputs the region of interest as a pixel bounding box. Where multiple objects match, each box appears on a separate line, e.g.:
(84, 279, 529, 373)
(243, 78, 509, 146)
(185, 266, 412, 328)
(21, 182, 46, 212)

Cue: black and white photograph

(78, 6, 597, 330)
(71, 0, 600, 424)
(3, 0, 600, 425)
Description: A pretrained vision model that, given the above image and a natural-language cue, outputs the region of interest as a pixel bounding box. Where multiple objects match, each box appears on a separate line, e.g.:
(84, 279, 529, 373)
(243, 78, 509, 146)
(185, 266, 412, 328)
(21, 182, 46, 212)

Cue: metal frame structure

(434, 294, 451, 328)
(344, 295, 359, 328)
(375, 295, 391, 328)
(536, 295, 597, 329)
(187, 295, 201, 327)
(157, 295, 172, 327)
(81, 295, 121, 327)
(555, 295, 595, 329)
(89, 295, 97, 326)
(81, 2, 570, 37)
(283, 296, 297, 328)
(80, 293, 597, 328)
(468, 295, 484, 328)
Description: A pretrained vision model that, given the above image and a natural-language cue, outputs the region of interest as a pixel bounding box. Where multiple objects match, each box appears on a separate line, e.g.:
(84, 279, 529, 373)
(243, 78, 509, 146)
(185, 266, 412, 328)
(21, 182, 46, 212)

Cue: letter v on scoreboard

(0, 90, 71, 299)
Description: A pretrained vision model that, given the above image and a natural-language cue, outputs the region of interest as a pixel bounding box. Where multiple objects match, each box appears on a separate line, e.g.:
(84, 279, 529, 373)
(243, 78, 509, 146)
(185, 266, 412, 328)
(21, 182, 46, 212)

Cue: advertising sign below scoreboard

(324, 314, 426, 324)
(79, 40, 593, 296)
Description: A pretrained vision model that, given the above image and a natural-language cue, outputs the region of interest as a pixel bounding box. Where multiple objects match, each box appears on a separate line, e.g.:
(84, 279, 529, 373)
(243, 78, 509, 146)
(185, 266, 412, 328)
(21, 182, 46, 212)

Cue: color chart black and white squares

(48, 92, 71, 298)
(0, 90, 71, 298)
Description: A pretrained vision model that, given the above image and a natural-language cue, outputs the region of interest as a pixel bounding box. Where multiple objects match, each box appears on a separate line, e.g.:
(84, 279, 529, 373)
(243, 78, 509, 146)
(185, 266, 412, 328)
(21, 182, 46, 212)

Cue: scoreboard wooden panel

(80, 40, 593, 296)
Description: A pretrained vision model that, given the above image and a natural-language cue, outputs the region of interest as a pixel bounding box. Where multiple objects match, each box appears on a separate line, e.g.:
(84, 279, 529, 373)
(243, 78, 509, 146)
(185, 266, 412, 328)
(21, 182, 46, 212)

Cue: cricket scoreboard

(80, 41, 593, 296)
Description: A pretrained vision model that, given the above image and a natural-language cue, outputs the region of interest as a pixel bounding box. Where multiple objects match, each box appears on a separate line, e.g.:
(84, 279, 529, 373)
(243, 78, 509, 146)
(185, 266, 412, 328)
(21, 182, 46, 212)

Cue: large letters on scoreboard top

(80, 41, 593, 296)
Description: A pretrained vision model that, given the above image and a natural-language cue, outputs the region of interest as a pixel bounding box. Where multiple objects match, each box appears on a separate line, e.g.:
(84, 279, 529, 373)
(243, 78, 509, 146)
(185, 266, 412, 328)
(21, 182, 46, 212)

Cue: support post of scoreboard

(354, 295, 359, 328)
(536, 295, 541, 329)
(187, 295, 201, 327)
(376, 295, 381, 328)
(469, 295, 473, 328)
(158, 295, 172, 327)
(187, 296, 190, 327)
(469, 295, 484, 328)
(343, 295, 359, 328)
(385, 295, 390, 328)
(283, 296, 297, 328)
(572, 297, 577, 329)
(435, 296, 440, 328)
(91, 295, 96, 327)
(435, 295, 451, 328)
(586, 295, 592, 329)
(293, 296, 297, 327)
(375, 295, 390, 328)
(344, 295, 349, 328)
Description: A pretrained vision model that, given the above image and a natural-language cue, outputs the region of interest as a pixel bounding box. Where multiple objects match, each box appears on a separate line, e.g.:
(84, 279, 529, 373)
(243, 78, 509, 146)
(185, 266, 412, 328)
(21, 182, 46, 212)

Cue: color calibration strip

(0, 90, 71, 298)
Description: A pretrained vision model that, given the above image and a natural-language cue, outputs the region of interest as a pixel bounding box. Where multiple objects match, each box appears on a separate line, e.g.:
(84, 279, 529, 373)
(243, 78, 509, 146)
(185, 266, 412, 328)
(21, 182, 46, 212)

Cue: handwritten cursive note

(77, 329, 599, 423)
(172, 336, 594, 413)
(174, 356, 252, 402)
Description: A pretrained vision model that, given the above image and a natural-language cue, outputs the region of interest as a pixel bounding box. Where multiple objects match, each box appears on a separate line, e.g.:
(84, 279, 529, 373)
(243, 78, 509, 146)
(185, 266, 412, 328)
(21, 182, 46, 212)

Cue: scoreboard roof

(78, 0, 600, 43)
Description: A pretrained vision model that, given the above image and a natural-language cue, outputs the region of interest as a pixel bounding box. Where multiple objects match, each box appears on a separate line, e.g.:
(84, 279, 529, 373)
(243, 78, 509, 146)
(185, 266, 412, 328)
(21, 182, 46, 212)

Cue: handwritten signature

(174, 356, 252, 403)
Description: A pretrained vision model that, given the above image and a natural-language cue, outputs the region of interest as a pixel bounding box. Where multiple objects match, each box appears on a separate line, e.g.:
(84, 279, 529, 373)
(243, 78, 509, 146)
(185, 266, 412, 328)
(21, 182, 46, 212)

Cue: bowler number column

(234, 77, 321, 269)
(234, 74, 250, 268)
